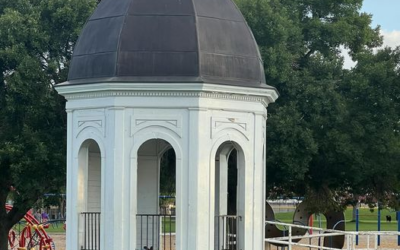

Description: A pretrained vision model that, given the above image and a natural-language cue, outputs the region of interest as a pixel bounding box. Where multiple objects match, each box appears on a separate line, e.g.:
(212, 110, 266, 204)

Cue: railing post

(288, 225, 292, 250)
(356, 209, 359, 245)
(80, 212, 101, 250)
(398, 211, 400, 246)
(377, 208, 381, 246)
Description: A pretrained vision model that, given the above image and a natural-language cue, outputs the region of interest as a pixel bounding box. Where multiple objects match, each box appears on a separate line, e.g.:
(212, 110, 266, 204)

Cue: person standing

(41, 211, 49, 223)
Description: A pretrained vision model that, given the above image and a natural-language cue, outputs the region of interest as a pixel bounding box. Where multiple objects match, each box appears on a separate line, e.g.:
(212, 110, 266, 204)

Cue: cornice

(55, 83, 279, 107)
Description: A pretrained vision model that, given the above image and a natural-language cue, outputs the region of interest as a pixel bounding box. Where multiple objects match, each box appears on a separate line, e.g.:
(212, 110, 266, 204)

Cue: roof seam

(191, 0, 202, 83)
(89, 15, 127, 21)
(74, 50, 200, 57)
(196, 15, 245, 23)
(201, 74, 261, 82)
(72, 51, 117, 57)
(110, 50, 198, 53)
(127, 13, 194, 17)
(200, 51, 259, 59)
(114, 0, 133, 77)
(230, 0, 265, 84)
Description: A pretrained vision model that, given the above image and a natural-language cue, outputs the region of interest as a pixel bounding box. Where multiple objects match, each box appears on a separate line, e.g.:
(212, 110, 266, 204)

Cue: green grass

(162, 217, 176, 233)
(274, 208, 399, 231)
(11, 220, 66, 235)
(43, 222, 65, 233)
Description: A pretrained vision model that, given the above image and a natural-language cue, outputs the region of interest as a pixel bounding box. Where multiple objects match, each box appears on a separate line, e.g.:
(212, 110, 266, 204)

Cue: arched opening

(136, 139, 176, 250)
(77, 139, 102, 250)
(214, 142, 245, 250)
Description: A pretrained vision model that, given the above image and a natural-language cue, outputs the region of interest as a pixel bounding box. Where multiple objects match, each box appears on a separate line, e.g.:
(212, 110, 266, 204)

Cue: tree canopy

(0, 2, 399, 248)
(236, 0, 400, 213)
(0, 0, 96, 249)
(341, 48, 400, 209)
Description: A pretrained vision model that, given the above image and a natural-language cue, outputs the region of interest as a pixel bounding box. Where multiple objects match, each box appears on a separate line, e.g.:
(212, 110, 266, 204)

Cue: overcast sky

(342, 0, 400, 68)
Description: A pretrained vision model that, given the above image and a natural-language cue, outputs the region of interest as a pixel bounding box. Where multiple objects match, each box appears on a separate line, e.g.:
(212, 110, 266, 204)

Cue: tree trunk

(0, 222, 9, 250)
(0, 202, 31, 250)
(0, 187, 10, 250)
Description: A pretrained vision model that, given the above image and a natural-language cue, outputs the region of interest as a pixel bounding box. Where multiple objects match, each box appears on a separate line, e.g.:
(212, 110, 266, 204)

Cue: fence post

(288, 225, 292, 250)
(356, 209, 359, 245)
(377, 208, 381, 246)
(398, 211, 400, 246)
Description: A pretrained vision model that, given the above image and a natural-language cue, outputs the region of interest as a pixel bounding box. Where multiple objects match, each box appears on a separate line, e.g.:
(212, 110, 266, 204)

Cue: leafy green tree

(236, 0, 384, 213)
(341, 47, 400, 209)
(0, 0, 95, 249)
(160, 149, 176, 195)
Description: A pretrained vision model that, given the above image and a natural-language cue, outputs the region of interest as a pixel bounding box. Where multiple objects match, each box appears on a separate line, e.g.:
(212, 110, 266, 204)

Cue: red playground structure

(6, 204, 55, 250)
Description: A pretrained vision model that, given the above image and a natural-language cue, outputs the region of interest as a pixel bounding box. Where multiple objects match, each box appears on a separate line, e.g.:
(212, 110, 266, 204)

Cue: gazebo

(55, 0, 278, 249)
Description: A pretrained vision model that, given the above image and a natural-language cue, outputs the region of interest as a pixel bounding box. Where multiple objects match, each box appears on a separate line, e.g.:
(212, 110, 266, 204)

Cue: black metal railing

(216, 215, 240, 250)
(81, 212, 101, 250)
(136, 214, 176, 250)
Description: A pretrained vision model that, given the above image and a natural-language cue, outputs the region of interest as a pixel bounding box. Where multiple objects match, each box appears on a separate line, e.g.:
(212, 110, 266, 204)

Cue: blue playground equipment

(355, 208, 400, 246)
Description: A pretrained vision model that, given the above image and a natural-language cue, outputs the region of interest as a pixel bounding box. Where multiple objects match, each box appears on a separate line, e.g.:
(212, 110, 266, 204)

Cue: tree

(340, 47, 400, 209)
(0, 0, 96, 249)
(235, 0, 385, 213)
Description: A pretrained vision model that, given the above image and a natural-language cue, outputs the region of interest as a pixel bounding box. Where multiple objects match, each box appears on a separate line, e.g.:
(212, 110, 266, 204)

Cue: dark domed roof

(66, 0, 268, 88)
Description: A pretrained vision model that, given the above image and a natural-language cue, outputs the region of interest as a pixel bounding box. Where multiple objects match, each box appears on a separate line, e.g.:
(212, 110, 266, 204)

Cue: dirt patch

(50, 232, 400, 250)
(49, 233, 65, 250)
(267, 234, 400, 249)
(48, 234, 177, 250)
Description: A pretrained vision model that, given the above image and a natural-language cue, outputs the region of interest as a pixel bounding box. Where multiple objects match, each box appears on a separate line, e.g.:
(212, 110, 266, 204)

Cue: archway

(136, 139, 176, 250)
(214, 142, 245, 250)
(77, 139, 102, 250)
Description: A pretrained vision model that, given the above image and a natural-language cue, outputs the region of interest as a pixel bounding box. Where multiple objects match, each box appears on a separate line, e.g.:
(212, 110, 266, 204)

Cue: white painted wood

(56, 82, 278, 250)
(87, 152, 101, 212)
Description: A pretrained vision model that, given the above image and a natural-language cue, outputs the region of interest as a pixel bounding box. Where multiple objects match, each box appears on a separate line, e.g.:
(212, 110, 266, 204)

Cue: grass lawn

(162, 216, 176, 233)
(44, 222, 65, 233)
(274, 208, 399, 231)
(12, 220, 66, 234)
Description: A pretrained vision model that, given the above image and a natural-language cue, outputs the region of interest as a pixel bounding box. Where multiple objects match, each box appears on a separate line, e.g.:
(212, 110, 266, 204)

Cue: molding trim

(55, 83, 279, 106)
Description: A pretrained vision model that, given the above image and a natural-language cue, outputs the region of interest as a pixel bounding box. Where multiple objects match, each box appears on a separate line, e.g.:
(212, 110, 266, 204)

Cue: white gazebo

(55, 0, 278, 250)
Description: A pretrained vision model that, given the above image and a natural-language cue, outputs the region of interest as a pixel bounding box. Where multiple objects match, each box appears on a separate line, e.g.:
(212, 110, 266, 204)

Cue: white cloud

(341, 47, 356, 69)
(342, 30, 400, 69)
(381, 30, 400, 48)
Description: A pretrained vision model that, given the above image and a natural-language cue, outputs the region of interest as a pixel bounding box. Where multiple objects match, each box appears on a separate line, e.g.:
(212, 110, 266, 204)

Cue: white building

(55, 0, 278, 249)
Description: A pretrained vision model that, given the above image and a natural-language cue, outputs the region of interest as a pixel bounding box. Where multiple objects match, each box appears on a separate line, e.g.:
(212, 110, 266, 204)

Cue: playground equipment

(265, 202, 345, 248)
(6, 205, 56, 250)
(355, 208, 400, 246)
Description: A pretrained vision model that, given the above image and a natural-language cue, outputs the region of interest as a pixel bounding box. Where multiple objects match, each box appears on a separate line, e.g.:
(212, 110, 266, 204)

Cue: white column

(187, 108, 212, 250)
(177, 114, 189, 250)
(103, 107, 126, 250)
(66, 110, 78, 250)
(252, 113, 267, 250)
